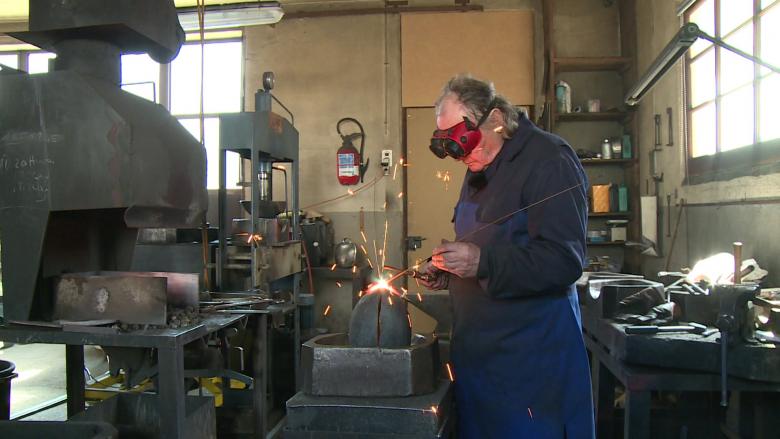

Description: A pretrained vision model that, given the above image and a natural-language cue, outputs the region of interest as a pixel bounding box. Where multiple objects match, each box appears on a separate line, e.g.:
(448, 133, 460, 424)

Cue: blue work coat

(448, 114, 595, 438)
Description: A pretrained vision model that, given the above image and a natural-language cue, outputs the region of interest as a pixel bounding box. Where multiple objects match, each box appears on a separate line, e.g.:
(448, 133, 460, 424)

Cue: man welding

(418, 75, 595, 438)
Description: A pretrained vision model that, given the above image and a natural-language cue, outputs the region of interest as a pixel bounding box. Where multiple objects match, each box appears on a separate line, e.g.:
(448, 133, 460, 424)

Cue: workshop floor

(0, 343, 109, 420)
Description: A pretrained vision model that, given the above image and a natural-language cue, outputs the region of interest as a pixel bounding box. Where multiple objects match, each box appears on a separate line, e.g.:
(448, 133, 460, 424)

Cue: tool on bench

(625, 322, 707, 335)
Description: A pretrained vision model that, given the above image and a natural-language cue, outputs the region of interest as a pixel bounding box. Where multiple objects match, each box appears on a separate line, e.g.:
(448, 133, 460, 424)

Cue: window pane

(0, 53, 18, 69)
(178, 117, 240, 190)
(721, 24, 754, 94)
(721, 85, 755, 151)
(203, 41, 241, 114)
(171, 45, 202, 115)
(759, 73, 780, 142)
(690, 0, 714, 56)
(761, 4, 780, 75)
(28, 52, 56, 74)
(721, 0, 754, 36)
(691, 103, 716, 157)
(121, 54, 160, 103)
(170, 41, 242, 115)
(690, 48, 716, 106)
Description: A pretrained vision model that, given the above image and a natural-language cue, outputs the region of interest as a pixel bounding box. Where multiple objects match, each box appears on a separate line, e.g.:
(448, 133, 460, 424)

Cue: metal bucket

(0, 360, 18, 421)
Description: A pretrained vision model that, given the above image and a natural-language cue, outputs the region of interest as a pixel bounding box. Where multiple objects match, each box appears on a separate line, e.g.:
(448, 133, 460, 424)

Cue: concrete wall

(634, 0, 780, 285)
(242, 1, 543, 275)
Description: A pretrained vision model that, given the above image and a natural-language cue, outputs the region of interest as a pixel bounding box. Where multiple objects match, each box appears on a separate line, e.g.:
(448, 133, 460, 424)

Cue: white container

(601, 139, 612, 159)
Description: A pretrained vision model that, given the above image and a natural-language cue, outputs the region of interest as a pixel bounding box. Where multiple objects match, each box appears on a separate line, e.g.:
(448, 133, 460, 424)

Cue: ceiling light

(626, 23, 780, 106)
(177, 1, 283, 31)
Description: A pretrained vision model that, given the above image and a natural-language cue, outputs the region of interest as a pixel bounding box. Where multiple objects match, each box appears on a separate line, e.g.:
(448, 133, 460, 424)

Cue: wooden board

(401, 11, 535, 107)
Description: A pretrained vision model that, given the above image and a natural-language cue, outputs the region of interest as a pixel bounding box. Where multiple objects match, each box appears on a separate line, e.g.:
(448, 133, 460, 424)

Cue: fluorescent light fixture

(178, 1, 283, 31)
(625, 23, 780, 106)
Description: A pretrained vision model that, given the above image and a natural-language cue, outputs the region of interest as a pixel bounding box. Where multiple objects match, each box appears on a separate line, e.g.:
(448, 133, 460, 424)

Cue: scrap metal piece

(349, 291, 411, 348)
(302, 333, 438, 397)
(55, 273, 167, 325)
(54, 271, 198, 325)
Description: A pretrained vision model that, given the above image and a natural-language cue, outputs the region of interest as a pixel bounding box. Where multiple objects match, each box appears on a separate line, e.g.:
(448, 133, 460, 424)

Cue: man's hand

(416, 260, 449, 290)
(431, 241, 481, 279)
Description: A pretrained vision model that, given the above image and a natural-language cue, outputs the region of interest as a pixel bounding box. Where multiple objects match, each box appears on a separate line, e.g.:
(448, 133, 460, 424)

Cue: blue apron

(447, 116, 595, 438)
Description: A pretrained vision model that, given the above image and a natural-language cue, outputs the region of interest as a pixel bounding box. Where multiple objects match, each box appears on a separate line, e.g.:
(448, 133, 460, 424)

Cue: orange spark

(430, 405, 438, 415)
(407, 314, 412, 328)
(399, 158, 405, 165)
(373, 240, 380, 271)
(352, 265, 357, 274)
(358, 290, 364, 297)
(366, 258, 374, 268)
(323, 305, 331, 316)
(388, 295, 393, 306)
(381, 220, 389, 275)
(336, 281, 343, 288)
(397, 192, 404, 198)
(417, 293, 423, 302)
(393, 163, 398, 180)
(383, 201, 387, 209)
(347, 189, 355, 196)
(446, 363, 454, 382)
(360, 244, 369, 255)
(401, 287, 408, 294)
(330, 263, 337, 271)
(247, 234, 254, 243)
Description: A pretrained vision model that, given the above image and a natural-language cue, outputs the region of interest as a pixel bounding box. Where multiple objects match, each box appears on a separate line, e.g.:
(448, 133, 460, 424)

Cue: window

(169, 39, 243, 189)
(0, 53, 18, 69)
(28, 52, 56, 74)
(121, 54, 161, 103)
(685, 0, 780, 176)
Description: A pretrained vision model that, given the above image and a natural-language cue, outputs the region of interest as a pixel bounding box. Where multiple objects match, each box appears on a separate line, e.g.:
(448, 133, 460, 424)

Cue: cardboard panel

(401, 11, 535, 107)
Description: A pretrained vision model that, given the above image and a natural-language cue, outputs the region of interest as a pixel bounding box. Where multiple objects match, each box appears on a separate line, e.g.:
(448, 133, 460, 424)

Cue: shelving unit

(543, 0, 640, 273)
(557, 112, 628, 122)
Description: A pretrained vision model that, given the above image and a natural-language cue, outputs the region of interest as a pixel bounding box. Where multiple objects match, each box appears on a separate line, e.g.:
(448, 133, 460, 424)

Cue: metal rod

(698, 31, 780, 75)
(733, 242, 743, 284)
(386, 183, 584, 284)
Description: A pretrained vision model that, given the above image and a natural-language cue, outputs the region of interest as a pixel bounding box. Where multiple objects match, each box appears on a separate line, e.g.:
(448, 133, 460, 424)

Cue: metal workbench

(583, 314, 780, 438)
(0, 310, 288, 438)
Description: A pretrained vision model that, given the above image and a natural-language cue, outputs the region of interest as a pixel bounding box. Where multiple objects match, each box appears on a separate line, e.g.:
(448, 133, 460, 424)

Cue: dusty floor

(0, 342, 109, 420)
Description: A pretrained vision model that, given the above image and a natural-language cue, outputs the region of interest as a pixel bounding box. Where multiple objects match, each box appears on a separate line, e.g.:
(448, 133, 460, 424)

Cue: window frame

(684, 0, 780, 181)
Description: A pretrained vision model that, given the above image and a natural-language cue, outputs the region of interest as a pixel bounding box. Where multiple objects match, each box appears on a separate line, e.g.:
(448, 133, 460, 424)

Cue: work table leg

(624, 390, 651, 439)
(158, 346, 186, 439)
(592, 357, 616, 439)
(65, 344, 85, 417)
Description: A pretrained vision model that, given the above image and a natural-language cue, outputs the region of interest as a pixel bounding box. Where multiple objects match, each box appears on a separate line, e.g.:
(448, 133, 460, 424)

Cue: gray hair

(435, 75, 519, 137)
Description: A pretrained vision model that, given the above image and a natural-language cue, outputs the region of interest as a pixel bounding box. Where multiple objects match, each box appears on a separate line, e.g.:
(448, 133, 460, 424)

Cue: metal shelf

(588, 212, 630, 218)
(580, 158, 635, 166)
(556, 112, 628, 122)
(553, 57, 632, 72)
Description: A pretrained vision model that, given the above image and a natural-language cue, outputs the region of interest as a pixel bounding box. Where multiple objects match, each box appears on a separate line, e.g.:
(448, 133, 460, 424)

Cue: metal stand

(0, 315, 245, 438)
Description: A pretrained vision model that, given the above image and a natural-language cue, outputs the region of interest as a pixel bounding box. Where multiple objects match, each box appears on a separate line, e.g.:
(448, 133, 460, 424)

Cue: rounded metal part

(349, 291, 411, 348)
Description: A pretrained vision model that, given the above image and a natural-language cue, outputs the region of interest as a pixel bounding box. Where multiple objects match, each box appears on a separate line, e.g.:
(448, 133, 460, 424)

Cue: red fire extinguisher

(336, 117, 368, 185)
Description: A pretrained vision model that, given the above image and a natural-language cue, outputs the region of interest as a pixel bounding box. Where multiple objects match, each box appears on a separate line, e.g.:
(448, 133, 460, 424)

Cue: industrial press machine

(0, 0, 302, 437)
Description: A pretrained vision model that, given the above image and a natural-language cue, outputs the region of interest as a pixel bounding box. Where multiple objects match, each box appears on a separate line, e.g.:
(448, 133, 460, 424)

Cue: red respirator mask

(429, 101, 496, 159)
